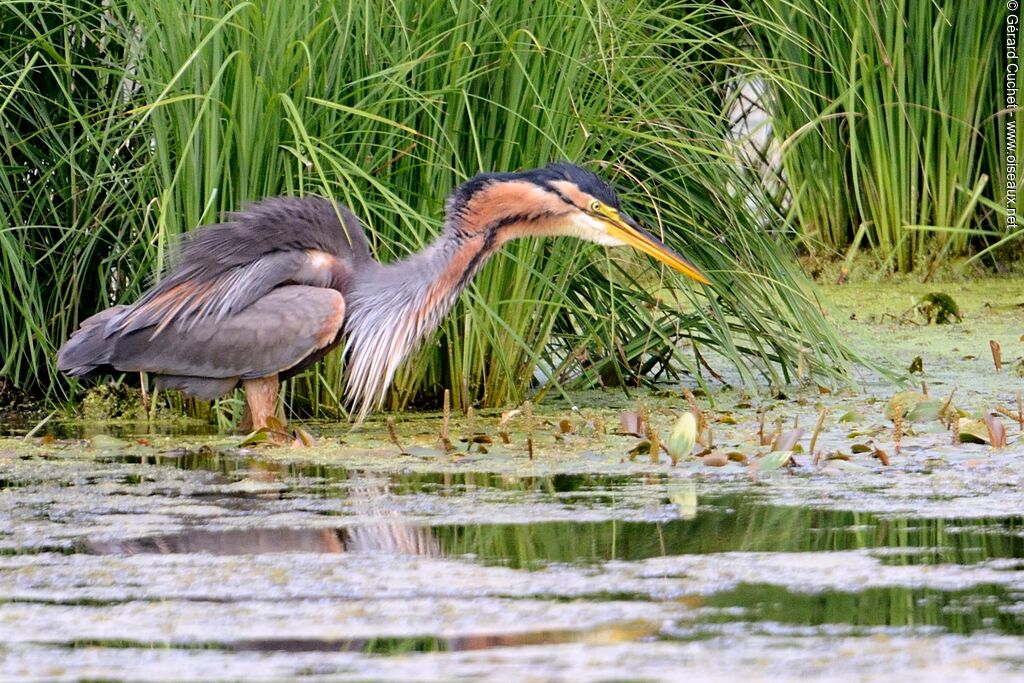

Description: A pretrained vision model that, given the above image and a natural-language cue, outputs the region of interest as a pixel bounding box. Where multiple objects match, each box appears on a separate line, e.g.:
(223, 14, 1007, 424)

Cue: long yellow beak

(604, 210, 710, 285)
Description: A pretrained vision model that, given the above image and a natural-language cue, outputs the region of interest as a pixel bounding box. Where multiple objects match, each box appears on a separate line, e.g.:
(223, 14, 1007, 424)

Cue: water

(82, 497, 1024, 570)
(1, 448, 1023, 681)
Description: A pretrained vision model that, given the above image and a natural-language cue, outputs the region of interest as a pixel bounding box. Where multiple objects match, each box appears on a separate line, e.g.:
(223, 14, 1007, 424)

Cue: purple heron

(58, 163, 709, 429)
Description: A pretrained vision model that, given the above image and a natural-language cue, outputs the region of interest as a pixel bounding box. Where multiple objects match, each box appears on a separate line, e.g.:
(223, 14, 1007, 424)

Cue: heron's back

(58, 196, 373, 389)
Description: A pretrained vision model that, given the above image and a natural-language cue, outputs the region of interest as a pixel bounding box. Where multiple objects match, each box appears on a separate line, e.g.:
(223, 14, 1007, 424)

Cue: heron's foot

(239, 417, 317, 448)
(241, 375, 283, 433)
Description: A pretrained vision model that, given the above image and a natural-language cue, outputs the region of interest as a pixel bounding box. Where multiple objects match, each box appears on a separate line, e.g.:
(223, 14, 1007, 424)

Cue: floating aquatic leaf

(404, 446, 445, 458)
(666, 412, 698, 461)
(905, 399, 944, 422)
(619, 411, 644, 437)
(885, 391, 940, 421)
(757, 450, 793, 472)
(916, 292, 961, 324)
(847, 427, 885, 439)
(771, 427, 804, 453)
(88, 434, 129, 450)
(957, 419, 989, 444)
(702, 452, 728, 467)
(983, 414, 1007, 448)
(850, 443, 873, 453)
(291, 427, 317, 448)
(823, 458, 871, 473)
(238, 430, 269, 447)
(838, 409, 864, 423)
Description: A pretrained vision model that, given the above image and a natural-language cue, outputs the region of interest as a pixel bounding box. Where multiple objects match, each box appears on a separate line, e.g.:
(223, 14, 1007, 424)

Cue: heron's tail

(56, 306, 129, 376)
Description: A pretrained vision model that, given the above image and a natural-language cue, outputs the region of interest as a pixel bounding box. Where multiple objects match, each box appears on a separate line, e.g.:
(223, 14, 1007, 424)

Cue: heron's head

(446, 162, 709, 284)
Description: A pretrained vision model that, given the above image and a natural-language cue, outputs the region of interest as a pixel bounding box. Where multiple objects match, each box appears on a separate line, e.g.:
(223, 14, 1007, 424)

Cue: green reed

(747, 0, 1004, 272)
(2, 0, 864, 420)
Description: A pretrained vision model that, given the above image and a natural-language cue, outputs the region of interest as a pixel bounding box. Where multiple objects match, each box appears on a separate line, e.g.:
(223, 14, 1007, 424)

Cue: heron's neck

(343, 225, 494, 420)
(341, 176, 577, 420)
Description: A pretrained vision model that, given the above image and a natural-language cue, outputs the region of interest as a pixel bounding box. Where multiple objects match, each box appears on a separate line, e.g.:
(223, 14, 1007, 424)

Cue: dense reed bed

(9, 0, 989, 418)
(748, 0, 1008, 272)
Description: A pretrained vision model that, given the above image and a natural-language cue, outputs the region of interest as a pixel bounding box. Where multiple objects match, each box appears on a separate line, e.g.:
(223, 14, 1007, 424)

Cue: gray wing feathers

(57, 305, 131, 375)
(57, 195, 364, 397)
(116, 196, 367, 336)
(152, 375, 240, 401)
(116, 250, 316, 336)
(174, 196, 371, 273)
(110, 286, 345, 382)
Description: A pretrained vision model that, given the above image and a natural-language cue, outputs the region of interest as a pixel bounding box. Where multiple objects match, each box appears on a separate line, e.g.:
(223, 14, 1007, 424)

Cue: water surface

(1, 448, 1023, 680)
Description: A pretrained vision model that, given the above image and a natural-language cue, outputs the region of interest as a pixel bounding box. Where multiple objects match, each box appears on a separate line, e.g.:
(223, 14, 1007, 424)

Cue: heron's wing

(113, 195, 370, 338)
(58, 196, 367, 392)
(111, 285, 346, 381)
(114, 249, 350, 337)
(175, 196, 372, 274)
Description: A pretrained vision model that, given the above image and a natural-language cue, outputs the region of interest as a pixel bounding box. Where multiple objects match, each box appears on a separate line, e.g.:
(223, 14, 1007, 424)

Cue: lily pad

(957, 419, 990, 444)
(757, 450, 794, 472)
(885, 391, 942, 422)
(702, 452, 728, 467)
(905, 399, 945, 423)
(771, 428, 804, 453)
(916, 292, 961, 324)
(88, 434, 130, 450)
(823, 458, 872, 473)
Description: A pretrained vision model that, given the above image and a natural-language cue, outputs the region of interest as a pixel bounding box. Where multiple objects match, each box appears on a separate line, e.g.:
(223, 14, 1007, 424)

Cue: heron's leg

(238, 402, 253, 433)
(243, 375, 281, 431)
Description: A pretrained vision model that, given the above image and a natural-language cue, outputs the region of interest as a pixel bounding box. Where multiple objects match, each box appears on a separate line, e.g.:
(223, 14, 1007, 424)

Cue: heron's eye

(589, 200, 602, 213)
